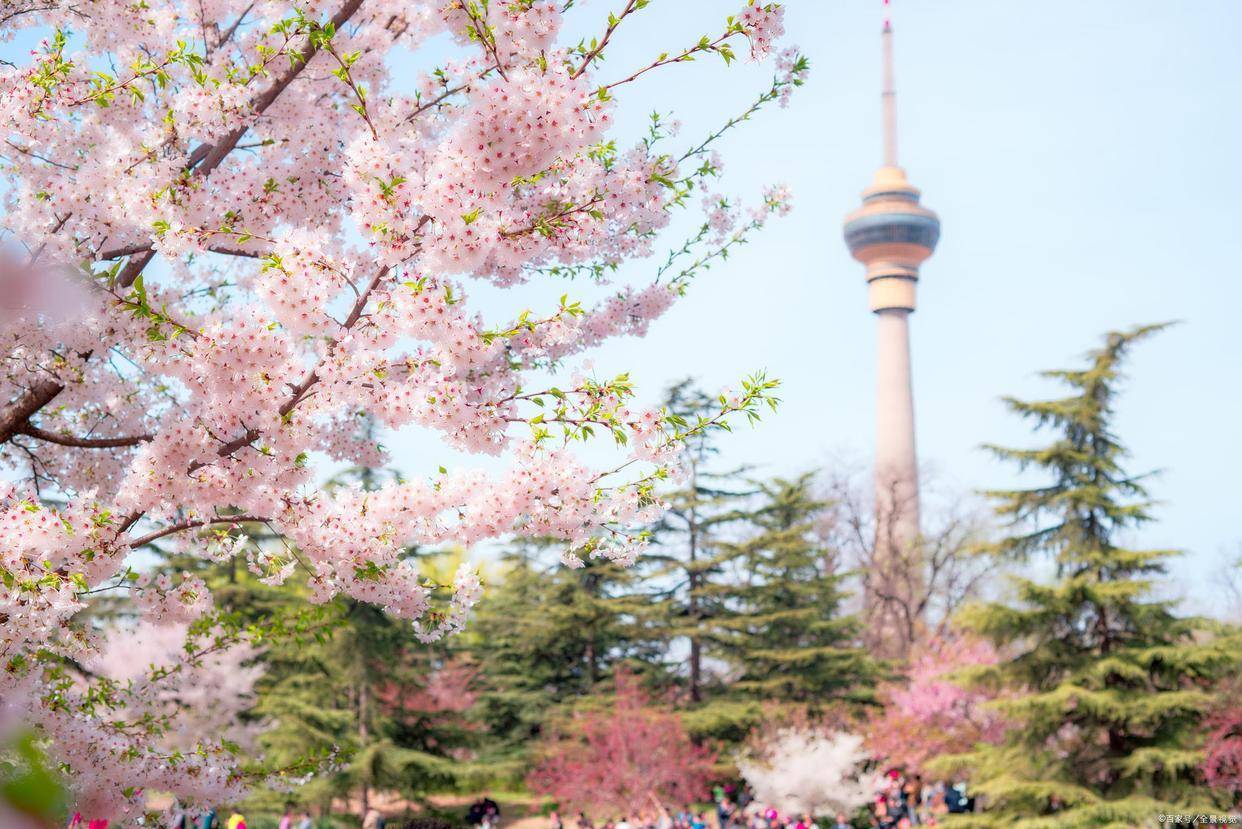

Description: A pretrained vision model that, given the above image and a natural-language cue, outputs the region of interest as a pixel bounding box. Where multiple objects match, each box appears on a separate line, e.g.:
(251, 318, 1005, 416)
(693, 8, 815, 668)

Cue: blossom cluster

(0, 0, 800, 817)
(738, 2, 786, 61)
(133, 572, 213, 624)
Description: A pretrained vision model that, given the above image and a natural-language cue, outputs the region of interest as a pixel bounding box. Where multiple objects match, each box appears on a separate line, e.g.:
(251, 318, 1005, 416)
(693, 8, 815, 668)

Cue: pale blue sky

(449, 0, 1242, 604)
(5, 2, 1240, 606)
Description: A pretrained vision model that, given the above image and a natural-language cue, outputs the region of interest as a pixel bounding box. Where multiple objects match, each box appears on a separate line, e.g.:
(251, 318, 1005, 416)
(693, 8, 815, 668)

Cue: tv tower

(842, 0, 940, 645)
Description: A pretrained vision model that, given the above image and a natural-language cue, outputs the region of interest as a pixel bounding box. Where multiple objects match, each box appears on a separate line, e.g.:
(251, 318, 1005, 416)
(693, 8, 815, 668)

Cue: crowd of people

(546, 773, 975, 829)
(165, 805, 315, 829)
(867, 770, 975, 827)
(66, 772, 973, 829)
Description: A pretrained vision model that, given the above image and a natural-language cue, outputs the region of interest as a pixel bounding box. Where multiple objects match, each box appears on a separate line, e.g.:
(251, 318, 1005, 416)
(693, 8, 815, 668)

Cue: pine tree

(245, 459, 474, 813)
(643, 381, 754, 704)
(719, 474, 880, 708)
(947, 325, 1240, 827)
(254, 595, 466, 813)
(469, 539, 660, 779)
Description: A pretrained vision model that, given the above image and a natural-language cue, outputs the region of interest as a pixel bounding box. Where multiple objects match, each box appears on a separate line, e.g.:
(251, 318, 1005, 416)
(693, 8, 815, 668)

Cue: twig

(127, 514, 268, 548)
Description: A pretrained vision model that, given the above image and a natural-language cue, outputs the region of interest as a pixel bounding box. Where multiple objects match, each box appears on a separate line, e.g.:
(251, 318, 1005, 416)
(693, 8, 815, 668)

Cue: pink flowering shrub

(1203, 701, 1242, 805)
(376, 656, 480, 718)
(527, 671, 716, 816)
(865, 637, 1010, 773)
(0, 0, 804, 819)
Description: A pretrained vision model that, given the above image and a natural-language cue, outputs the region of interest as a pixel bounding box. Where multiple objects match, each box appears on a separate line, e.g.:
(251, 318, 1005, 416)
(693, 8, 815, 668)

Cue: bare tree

(819, 469, 996, 660)
(1210, 544, 1242, 623)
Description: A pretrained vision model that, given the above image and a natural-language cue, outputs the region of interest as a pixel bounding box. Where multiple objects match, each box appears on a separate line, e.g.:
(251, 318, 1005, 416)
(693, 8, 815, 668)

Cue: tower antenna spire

(882, 0, 897, 166)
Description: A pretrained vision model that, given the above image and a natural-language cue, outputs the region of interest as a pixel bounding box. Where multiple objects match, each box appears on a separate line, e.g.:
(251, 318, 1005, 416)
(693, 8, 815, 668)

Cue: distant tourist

(467, 796, 500, 828)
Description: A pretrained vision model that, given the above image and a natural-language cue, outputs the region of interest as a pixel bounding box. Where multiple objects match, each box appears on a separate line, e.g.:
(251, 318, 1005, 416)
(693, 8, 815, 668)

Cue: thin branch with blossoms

(570, 0, 647, 78)
(679, 50, 809, 163)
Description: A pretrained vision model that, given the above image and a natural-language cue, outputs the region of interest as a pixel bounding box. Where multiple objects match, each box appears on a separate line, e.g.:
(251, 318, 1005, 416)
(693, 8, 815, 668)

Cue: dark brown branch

(571, 0, 639, 78)
(4, 139, 76, 170)
(500, 195, 604, 239)
(215, 1, 255, 51)
(402, 63, 498, 123)
(603, 31, 736, 92)
(205, 244, 267, 259)
(455, 2, 508, 82)
(97, 241, 269, 261)
(191, 0, 367, 181)
(17, 423, 152, 448)
(96, 241, 152, 260)
(0, 2, 82, 28)
(0, 378, 65, 444)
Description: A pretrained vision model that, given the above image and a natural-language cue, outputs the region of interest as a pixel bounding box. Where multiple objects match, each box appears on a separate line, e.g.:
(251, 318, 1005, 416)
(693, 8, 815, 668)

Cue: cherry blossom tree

(0, 0, 803, 819)
(864, 636, 1009, 774)
(376, 655, 480, 719)
(526, 670, 716, 816)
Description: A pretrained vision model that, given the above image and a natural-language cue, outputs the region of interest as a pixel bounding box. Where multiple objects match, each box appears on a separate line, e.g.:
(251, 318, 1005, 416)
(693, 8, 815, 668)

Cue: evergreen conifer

(948, 325, 1240, 827)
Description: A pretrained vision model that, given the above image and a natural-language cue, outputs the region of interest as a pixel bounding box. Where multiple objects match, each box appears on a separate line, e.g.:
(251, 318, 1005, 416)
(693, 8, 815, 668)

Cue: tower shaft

(874, 308, 919, 550)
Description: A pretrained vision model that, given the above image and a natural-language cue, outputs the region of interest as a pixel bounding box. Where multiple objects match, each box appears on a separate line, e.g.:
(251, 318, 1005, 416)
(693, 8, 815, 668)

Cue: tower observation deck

(843, 12, 941, 315)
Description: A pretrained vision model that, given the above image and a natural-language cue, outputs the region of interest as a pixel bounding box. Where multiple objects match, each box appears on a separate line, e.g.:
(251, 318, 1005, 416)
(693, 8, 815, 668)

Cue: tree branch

(186, 245, 412, 472)
(127, 514, 268, 548)
(115, 0, 368, 291)
(571, 0, 640, 79)
(0, 378, 66, 445)
(16, 423, 152, 448)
